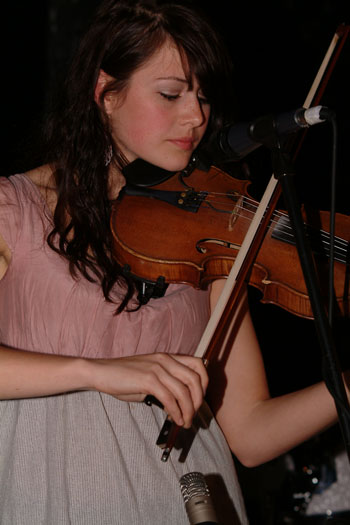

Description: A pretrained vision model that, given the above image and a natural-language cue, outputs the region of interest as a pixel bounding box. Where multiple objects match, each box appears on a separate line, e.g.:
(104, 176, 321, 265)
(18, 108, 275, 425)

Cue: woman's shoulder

(0, 166, 56, 258)
(23, 164, 57, 215)
(25, 164, 54, 187)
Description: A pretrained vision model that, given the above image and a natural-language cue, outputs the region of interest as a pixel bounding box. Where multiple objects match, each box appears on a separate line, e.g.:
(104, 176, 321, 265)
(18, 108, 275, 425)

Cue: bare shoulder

(0, 230, 11, 275)
(0, 230, 11, 280)
(0, 165, 57, 278)
(25, 164, 55, 191)
(25, 165, 57, 214)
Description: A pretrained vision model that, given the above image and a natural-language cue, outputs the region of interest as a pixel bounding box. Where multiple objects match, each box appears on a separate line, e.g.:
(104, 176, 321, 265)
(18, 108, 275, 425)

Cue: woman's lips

(169, 138, 194, 151)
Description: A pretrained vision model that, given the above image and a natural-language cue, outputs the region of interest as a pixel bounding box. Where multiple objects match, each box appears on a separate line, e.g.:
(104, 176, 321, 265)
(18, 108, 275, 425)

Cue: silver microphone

(179, 472, 219, 525)
(214, 105, 333, 160)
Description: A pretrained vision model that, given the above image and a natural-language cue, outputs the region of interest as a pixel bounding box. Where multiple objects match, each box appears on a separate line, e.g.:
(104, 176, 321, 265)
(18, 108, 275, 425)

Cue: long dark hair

(45, 0, 234, 312)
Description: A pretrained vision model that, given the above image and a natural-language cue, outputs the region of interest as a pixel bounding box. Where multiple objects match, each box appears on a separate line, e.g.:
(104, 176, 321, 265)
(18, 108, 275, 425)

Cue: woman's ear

(94, 69, 115, 115)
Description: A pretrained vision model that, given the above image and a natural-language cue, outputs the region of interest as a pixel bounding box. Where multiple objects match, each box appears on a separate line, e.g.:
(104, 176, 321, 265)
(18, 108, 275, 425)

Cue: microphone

(213, 105, 333, 161)
(179, 472, 219, 524)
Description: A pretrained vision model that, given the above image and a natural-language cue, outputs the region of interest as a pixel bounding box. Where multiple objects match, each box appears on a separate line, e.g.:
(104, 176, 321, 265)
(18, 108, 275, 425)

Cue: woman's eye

(160, 93, 179, 101)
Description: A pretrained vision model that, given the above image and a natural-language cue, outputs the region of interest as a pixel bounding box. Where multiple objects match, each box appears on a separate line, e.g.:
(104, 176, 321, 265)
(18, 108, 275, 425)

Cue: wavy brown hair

(44, 0, 234, 312)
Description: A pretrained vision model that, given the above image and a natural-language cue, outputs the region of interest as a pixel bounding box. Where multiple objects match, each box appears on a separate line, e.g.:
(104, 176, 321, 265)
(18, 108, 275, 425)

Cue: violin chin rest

(122, 158, 175, 187)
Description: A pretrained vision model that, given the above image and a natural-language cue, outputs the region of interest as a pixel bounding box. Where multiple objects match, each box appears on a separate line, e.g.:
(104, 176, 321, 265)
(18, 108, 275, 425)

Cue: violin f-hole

(196, 238, 241, 254)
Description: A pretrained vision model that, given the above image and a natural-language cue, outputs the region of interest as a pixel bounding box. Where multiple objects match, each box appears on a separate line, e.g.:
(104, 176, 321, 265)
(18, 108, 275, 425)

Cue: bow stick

(156, 24, 350, 461)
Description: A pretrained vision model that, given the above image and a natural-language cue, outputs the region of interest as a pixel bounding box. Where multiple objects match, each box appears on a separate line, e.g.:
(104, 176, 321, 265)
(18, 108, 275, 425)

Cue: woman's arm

(207, 281, 342, 467)
(0, 224, 207, 428)
(0, 344, 208, 429)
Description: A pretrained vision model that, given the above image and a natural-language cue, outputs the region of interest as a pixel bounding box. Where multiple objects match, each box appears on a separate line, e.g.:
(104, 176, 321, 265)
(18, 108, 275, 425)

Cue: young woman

(0, 1, 346, 523)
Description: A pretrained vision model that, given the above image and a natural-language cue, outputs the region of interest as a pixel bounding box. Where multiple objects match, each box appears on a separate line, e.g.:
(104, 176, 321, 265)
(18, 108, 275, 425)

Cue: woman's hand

(88, 353, 208, 428)
(0, 345, 207, 429)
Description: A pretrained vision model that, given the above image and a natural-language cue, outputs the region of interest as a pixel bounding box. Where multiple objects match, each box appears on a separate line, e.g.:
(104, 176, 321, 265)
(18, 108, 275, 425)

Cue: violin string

(199, 192, 349, 261)
(234, 201, 349, 258)
(202, 190, 348, 246)
(201, 190, 347, 248)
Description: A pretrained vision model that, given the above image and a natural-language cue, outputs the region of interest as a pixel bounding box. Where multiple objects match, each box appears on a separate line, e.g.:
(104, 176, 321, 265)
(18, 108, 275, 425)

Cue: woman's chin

(155, 156, 193, 173)
(132, 150, 195, 174)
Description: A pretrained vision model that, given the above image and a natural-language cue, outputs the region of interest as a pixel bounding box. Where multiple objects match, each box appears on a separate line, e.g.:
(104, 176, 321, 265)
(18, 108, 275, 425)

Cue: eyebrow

(156, 76, 188, 83)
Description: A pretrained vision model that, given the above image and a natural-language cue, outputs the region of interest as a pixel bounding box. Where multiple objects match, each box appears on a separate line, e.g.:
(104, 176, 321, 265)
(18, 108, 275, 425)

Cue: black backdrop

(4, 0, 350, 207)
(3, 1, 350, 523)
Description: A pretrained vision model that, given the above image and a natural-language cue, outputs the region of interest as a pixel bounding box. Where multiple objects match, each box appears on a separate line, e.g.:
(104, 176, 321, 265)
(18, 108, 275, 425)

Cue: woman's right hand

(0, 345, 207, 429)
(88, 353, 208, 428)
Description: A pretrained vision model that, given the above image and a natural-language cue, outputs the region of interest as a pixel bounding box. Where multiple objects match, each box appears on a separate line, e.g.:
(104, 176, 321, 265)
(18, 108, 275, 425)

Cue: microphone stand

(262, 120, 350, 464)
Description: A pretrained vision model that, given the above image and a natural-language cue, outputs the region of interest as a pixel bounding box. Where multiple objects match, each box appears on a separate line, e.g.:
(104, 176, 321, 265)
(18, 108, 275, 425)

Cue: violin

(111, 163, 350, 320)
(111, 23, 350, 461)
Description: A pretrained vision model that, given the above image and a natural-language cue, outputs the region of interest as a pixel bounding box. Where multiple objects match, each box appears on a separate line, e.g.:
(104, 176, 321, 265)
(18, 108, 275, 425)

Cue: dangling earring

(104, 144, 113, 166)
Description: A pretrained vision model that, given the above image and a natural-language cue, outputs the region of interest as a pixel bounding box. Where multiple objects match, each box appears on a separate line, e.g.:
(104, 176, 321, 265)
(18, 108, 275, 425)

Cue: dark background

(3, 1, 350, 523)
(3, 0, 350, 209)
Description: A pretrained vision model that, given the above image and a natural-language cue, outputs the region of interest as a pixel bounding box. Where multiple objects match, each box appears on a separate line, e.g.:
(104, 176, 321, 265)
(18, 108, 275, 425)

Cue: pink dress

(0, 174, 247, 524)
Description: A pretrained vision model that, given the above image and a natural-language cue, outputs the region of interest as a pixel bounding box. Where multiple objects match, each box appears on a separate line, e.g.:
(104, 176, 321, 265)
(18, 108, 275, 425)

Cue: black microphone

(214, 105, 333, 161)
(179, 472, 219, 525)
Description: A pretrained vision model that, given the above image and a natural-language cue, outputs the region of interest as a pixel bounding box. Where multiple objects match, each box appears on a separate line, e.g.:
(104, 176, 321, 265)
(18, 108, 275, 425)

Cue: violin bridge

(229, 194, 244, 231)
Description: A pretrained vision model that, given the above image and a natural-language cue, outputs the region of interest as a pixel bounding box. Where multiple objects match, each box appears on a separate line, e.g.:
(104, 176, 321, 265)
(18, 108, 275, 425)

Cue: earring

(104, 144, 113, 166)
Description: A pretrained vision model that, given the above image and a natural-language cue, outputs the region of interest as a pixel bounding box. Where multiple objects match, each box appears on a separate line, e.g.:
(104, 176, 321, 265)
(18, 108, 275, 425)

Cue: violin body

(111, 165, 350, 320)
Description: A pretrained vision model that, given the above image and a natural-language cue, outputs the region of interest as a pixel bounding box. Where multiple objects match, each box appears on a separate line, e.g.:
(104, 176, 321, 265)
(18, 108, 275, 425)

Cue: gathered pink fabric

(0, 174, 210, 359)
(0, 174, 248, 525)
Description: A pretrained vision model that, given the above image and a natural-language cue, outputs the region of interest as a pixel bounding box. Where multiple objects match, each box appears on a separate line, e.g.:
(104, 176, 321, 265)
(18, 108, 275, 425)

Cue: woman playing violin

(0, 1, 348, 523)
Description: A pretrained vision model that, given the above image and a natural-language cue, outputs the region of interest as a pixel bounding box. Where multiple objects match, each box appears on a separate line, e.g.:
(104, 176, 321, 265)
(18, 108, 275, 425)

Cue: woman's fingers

(171, 354, 209, 400)
(152, 354, 207, 425)
(124, 353, 204, 427)
(91, 353, 208, 428)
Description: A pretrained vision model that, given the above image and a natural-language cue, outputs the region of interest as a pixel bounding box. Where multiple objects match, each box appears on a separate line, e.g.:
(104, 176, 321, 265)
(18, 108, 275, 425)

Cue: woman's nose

(180, 97, 207, 128)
